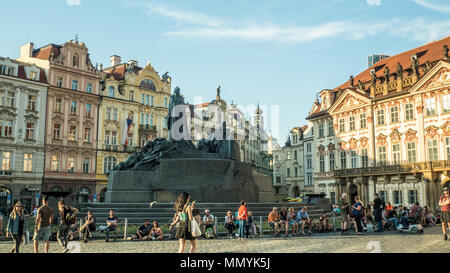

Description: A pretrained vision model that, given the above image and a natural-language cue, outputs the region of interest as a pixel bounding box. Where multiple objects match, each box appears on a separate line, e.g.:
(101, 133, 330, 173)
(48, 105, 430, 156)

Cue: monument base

(105, 158, 261, 203)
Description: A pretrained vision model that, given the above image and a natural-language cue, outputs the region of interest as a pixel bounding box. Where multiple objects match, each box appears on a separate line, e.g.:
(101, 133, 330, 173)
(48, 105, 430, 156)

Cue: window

(72, 80, 78, 91)
(104, 130, 111, 145)
(360, 113, 367, 129)
(29, 71, 37, 80)
(307, 143, 312, 153)
(307, 156, 312, 169)
(141, 94, 145, 104)
(393, 190, 402, 205)
(350, 151, 357, 168)
(145, 114, 149, 125)
(294, 167, 298, 177)
(446, 137, 450, 160)
(377, 109, 385, 126)
(287, 168, 290, 177)
(51, 155, 59, 172)
(164, 97, 168, 108)
(426, 98, 436, 116)
(390, 106, 399, 123)
(319, 123, 324, 138)
(339, 118, 345, 133)
(329, 153, 335, 171)
(428, 139, 438, 161)
(111, 131, 117, 145)
(378, 146, 386, 164)
(444, 95, 450, 113)
(113, 108, 118, 121)
(392, 144, 400, 164)
(27, 95, 37, 111)
(145, 94, 150, 106)
(23, 153, 32, 172)
(86, 83, 92, 94)
(103, 157, 117, 173)
(106, 107, 111, 120)
(1, 152, 11, 170)
(407, 142, 416, 163)
(405, 103, 414, 120)
(150, 115, 154, 126)
(287, 151, 291, 160)
(84, 128, 91, 143)
(127, 134, 134, 147)
(70, 101, 77, 115)
(53, 124, 61, 139)
(82, 158, 90, 174)
(150, 95, 154, 107)
(319, 155, 325, 172)
(108, 86, 115, 97)
(67, 157, 75, 173)
(330, 192, 336, 205)
(69, 125, 77, 141)
(340, 151, 347, 169)
(294, 151, 297, 160)
(0, 91, 4, 106)
(349, 116, 355, 131)
(307, 174, 313, 186)
(129, 90, 134, 101)
(379, 191, 386, 201)
(25, 122, 35, 140)
(328, 121, 334, 136)
(55, 98, 62, 113)
(85, 104, 92, 117)
(57, 77, 63, 87)
(408, 190, 418, 204)
(361, 148, 368, 167)
(4, 120, 13, 137)
(6, 92, 14, 108)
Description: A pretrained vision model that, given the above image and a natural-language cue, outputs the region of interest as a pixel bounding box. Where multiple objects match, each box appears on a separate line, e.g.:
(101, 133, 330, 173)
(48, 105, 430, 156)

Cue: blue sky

(2, 0, 450, 144)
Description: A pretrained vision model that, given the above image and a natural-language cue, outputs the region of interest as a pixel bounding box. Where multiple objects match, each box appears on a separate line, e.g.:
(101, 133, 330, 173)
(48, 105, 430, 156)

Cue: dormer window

(29, 71, 36, 80)
(108, 86, 115, 97)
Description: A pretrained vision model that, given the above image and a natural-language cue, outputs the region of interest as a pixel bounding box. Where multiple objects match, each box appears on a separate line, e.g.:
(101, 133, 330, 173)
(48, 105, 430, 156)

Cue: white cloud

(66, 0, 81, 6)
(412, 0, 450, 14)
(366, 0, 381, 6)
(143, 3, 222, 27)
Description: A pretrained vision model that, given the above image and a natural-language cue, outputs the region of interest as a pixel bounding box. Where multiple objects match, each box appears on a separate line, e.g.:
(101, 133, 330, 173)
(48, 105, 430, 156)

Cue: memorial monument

(105, 87, 262, 203)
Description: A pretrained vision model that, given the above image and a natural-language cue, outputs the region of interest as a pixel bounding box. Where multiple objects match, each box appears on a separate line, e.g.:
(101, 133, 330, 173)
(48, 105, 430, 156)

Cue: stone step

(75, 202, 314, 209)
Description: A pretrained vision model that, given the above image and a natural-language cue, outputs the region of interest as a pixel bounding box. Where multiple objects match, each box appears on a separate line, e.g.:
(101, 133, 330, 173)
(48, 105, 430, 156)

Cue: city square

(1, 0, 450, 261)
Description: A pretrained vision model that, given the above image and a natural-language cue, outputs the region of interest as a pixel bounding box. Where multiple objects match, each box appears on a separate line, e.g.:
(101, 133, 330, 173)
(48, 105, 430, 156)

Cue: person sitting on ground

(279, 207, 288, 236)
(80, 210, 96, 243)
(268, 207, 281, 236)
(131, 219, 151, 240)
(386, 206, 398, 229)
(150, 221, 164, 241)
(68, 221, 80, 241)
(400, 206, 410, 228)
(202, 209, 216, 238)
(298, 207, 312, 235)
(287, 207, 299, 236)
(246, 211, 258, 238)
(385, 202, 393, 217)
(103, 210, 118, 242)
(420, 205, 436, 227)
(409, 202, 420, 223)
(317, 212, 329, 232)
(224, 211, 236, 239)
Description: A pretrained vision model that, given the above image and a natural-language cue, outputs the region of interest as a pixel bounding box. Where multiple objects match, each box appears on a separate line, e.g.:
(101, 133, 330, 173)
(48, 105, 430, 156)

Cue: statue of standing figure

(167, 87, 186, 140)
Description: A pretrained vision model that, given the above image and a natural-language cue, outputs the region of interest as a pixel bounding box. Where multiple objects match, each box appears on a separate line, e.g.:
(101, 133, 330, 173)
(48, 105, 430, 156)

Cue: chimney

(110, 55, 121, 67)
(20, 43, 34, 58)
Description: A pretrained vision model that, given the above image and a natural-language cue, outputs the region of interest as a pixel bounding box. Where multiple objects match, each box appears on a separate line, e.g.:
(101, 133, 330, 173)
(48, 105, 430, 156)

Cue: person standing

(57, 199, 78, 253)
(237, 201, 248, 240)
(33, 195, 54, 253)
(439, 187, 450, 241)
(338, 193, 350, 235)
(6, 201, 27, 253)
(372, 193, 384, 232)
(170, 192, 197, 253)
(352, 196, 363, 235)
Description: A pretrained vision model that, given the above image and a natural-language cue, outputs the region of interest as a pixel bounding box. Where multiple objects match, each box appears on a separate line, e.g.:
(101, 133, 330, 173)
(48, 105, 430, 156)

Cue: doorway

(349, 184, 358, 205)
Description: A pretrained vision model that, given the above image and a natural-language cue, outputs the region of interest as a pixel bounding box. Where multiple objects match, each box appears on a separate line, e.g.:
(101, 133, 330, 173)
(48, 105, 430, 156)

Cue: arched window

(139, 79, 156, 91)
(103, 156, 117, 173)
(108, 86, 115, 97)
(73, 53, 79, 67)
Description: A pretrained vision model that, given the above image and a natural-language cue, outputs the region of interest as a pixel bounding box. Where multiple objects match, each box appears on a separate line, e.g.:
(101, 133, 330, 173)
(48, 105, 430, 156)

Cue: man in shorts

(202, 209, 217, 238)
(338, 193, 350, 235)
(33, 195, 54, 253)
(268, 207, 280, 236)
(439, 187, 450, 241)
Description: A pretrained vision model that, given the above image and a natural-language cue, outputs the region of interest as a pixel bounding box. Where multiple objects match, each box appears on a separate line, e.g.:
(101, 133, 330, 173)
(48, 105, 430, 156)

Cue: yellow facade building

(95, 56, 171, 199)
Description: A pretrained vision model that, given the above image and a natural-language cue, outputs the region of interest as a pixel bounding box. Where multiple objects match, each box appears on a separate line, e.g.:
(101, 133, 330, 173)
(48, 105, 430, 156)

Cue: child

(318, 212, 329, 232)
(246, 211, 257, 238)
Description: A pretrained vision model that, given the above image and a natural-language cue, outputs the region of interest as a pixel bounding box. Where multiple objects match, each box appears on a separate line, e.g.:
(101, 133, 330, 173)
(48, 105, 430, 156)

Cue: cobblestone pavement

(1, 227, 449, 253)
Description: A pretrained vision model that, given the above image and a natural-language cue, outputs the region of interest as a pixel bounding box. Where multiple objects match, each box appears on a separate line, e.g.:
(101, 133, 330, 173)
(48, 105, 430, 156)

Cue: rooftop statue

(396, 62, 403, 78)
(167, 87, 186, 141)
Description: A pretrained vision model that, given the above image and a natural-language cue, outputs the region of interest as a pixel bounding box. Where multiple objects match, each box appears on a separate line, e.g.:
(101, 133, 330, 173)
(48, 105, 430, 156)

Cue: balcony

(139, 124, 157, 132)
(104, 145, 119, 151)
(0, 170, 13, 176)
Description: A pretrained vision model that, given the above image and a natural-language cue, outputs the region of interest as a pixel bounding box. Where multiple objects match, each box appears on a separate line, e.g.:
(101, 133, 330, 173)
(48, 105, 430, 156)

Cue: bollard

(259, 216, 263, 237)
(214, 216, 217, 233)
(79, 218, 83, 238)
(333, 214, 336, 232)
(123, 218, 128, 240)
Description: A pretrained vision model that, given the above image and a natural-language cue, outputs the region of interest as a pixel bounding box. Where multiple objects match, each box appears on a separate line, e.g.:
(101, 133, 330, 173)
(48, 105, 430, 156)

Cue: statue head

(174, 87, 181, 96)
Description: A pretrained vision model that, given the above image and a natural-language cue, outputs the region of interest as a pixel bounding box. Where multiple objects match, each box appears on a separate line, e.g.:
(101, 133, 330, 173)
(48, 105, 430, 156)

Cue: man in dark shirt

(386, 206, 398, 228)
(104, 210, 118, 242)
(57, 199, 78, 253)
(372, 193, 384, 232)
(80, 210, 96, 243)
(338, 193, 350, 235)
(33, 195, 54, 253)
(131, 219, 151, 240)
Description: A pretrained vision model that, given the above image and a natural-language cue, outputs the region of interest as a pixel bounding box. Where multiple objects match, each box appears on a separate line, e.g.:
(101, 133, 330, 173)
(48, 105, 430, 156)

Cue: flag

(121, 118, 133, 146)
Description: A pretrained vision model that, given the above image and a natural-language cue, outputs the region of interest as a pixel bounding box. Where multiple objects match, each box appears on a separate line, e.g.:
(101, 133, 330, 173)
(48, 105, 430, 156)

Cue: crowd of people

(2, 187, 450, 253)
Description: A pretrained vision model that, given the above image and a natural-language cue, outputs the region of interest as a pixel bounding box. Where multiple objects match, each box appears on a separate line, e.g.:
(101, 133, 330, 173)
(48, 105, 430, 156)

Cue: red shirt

(238, 205, 248, 220)
(441, 195, 450, 212)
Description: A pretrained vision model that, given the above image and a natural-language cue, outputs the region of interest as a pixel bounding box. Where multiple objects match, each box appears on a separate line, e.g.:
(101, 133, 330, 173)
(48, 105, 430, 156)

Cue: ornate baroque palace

(307, 36, 450, 212)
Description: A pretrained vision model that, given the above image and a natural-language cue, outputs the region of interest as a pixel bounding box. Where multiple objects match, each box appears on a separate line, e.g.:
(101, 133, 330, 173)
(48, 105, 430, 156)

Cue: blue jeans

(388, 218, 398, 228)
(238, 220, 246, 238)
(105, 225, 116, 239)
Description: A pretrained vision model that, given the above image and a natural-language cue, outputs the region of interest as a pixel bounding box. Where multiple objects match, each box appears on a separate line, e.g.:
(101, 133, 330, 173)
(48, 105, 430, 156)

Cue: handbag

(191, 219, 202, 238)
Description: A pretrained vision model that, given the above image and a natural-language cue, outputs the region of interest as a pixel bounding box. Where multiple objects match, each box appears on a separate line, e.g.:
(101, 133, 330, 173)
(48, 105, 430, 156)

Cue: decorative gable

(425, 125, 439, 138)
(441, 121, 450, 137)
(404, 128, 417, 142)
(419, 66, 450, 91)
(376, 133, 387, 146)
(389, 129, 402, 144)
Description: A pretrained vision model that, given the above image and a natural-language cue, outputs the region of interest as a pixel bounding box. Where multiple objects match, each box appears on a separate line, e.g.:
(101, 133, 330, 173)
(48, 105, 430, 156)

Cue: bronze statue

(444, 45, 449, 59)
(411, 56, 419, 76)
(384, 66, 390, 83)
(396, 62, 403, 79)
(370, 70, 377, 87)
(167, 87, 186, 140)
(358, 80, 365, 91)
(349, 75, 354, 87)
(162, 71, 170, 81)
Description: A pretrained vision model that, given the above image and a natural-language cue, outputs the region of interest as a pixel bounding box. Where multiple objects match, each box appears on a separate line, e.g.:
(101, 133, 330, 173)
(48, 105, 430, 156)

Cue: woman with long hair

(6, 201, 27, 253)
(352, 196, 363, 235)
(170, 192, 197, 253)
